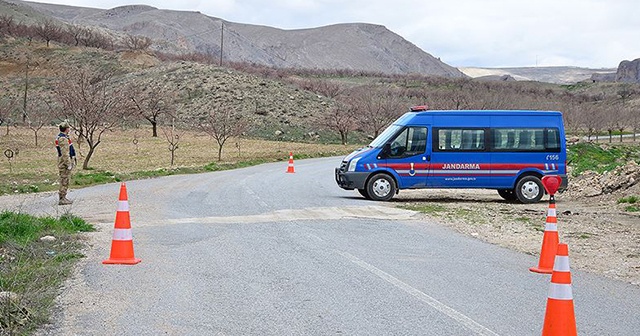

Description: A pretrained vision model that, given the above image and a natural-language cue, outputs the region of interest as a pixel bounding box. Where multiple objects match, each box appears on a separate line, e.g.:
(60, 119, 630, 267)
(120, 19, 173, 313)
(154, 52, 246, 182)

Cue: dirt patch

(395, 169, 640, 286)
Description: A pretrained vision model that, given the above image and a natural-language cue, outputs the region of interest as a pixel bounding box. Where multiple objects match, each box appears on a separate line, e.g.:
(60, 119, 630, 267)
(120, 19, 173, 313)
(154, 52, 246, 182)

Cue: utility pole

(23, 55, 29, 123)
(219, 21, 224, 67)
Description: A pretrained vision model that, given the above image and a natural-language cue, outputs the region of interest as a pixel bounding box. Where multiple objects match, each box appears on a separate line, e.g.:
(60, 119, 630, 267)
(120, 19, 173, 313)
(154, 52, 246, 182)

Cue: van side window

(436, 129, 485, 151)
(388, 127, 427, 157)
(491, 128, 560, 152)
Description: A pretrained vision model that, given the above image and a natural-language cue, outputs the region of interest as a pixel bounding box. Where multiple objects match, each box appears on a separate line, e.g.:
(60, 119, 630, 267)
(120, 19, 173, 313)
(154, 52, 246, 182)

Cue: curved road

(2, 157, 639, 335)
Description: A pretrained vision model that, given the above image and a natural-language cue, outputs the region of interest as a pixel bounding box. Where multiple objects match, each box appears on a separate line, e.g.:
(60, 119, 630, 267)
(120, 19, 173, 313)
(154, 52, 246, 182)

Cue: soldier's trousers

(58, 164, 71, 199)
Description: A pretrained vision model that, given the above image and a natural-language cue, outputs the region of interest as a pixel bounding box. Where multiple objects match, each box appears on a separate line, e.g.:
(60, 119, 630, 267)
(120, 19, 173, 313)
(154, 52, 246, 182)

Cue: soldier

(55, 121, 76, 205)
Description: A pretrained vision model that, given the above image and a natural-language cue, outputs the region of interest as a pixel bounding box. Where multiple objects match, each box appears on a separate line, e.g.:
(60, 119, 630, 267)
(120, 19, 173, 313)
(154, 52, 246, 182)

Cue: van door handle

(424, 155, 431, 161)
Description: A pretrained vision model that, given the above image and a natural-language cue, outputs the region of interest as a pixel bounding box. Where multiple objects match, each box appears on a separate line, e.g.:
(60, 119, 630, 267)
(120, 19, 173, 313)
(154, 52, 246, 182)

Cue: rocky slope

(615, 59, 640, 83)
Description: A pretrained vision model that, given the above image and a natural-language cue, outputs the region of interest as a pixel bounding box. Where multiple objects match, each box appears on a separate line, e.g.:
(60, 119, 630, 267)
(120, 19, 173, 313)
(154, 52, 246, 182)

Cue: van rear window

(434, 127, 561, 152)
(491, 128, 560, 152)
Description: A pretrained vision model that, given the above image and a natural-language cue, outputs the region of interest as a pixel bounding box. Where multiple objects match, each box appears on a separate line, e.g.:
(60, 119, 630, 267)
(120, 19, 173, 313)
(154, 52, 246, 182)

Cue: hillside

(4, 0, 466, 77)
(0, 39, 345, 142)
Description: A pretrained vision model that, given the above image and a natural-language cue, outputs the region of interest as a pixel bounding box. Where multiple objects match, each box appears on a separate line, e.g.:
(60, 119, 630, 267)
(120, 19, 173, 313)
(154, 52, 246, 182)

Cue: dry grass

(0, 126, 356, 194)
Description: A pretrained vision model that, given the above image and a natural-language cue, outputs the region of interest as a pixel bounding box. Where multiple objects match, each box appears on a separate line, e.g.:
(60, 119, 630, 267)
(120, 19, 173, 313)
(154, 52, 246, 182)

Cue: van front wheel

(515, 176, 544, 203)
(357, 189, 371, 200)
(367, 174, 396, 201)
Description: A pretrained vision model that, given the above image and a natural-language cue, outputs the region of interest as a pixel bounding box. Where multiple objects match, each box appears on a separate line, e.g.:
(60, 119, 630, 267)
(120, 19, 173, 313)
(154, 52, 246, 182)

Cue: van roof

(413, 110, 562, 116)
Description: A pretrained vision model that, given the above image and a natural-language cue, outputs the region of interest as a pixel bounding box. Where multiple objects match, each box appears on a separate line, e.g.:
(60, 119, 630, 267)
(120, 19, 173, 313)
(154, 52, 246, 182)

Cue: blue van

(335, 107, 568, 203)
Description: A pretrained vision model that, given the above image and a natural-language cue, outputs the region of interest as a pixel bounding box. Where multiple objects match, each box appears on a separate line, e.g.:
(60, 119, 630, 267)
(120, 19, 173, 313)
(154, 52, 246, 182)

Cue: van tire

(497, 189, 517, 201)
(515, 176, 544, 203)
(357, 188, 371, 200)
(367, 174, 396, 201)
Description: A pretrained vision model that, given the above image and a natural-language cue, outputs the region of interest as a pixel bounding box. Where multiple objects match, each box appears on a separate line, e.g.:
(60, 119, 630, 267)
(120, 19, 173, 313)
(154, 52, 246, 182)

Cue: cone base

(102, 258, 141, 265)
(530, 266, 553, 274)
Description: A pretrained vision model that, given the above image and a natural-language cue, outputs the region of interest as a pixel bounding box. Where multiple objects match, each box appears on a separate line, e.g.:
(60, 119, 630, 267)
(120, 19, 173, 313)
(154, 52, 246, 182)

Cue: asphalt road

(3, 157, 638, 335)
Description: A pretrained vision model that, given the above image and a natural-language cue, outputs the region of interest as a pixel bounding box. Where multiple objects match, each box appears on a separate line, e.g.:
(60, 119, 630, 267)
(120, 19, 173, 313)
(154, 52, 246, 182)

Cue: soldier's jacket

(55, 133, 76, 167)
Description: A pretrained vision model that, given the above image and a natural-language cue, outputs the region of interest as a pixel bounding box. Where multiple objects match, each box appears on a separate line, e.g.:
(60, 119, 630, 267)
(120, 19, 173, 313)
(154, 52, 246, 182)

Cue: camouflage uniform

(55, 123, 76, 205)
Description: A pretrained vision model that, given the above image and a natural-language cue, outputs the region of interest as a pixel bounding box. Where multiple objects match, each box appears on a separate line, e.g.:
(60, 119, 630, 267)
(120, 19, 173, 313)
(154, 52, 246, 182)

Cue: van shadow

(336, 195, 515, 204)
(390, 196, 513, 204)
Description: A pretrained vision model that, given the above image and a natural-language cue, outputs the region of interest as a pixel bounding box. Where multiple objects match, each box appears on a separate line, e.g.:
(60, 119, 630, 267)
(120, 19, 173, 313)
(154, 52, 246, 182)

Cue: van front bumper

(335, 169, 369, 190)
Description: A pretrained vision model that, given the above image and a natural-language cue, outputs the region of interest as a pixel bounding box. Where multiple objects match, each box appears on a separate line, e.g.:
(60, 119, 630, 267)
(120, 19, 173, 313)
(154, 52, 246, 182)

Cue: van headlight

(348, 157, 360, 172)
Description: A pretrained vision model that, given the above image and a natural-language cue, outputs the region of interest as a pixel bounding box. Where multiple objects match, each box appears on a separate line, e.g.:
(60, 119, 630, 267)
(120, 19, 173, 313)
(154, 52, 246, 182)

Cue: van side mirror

(379, 143, 391, 159)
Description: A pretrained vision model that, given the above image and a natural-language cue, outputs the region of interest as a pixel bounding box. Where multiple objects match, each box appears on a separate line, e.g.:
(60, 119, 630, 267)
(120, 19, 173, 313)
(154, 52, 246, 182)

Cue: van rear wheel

(367, 173, 396, 201)
(515, 176, 544, 204)
(497, 189, 517, 201)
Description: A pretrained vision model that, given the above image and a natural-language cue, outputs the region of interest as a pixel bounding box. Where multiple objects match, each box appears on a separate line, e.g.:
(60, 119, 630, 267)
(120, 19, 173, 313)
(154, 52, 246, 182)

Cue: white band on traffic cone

(547, 208, 557, 217)
(553, 256, 570, 272)
(112, 228, 133, 241)
(548, 283, 573, 300)
(117, 200, 130, 212)
(545, 223, 558, 232)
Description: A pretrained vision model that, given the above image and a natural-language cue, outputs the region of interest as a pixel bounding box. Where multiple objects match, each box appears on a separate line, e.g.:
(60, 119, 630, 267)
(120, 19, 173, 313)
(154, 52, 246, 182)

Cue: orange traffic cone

(103, 182, 141, 265)
(286, 152, 295, 173)
(530, 195, 559, 274)
(542, 243, 577, 336)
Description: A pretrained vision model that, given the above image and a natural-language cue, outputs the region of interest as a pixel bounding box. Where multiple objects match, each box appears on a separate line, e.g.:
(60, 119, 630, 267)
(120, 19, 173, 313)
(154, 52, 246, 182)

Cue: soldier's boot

(59, 198, 73, 205)
(58, 193, 73, 205)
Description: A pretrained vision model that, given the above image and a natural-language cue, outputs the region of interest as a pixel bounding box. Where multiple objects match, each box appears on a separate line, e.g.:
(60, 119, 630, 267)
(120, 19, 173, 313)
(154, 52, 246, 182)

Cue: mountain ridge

(4, 0, 466, 77)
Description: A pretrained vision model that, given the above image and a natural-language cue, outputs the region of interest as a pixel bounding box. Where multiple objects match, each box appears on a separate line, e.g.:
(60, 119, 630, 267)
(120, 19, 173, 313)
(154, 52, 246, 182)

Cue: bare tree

(614, 105, 629, 142)
(34, 19, 63, 47)
(129, 82, 174, 137)
(66, 25, 86, 46)
(324, 103, 358, 145)
(602, 105, 619, 143)
(53, 68, 130, 169)
(0, 95, 17, 135)
(160, 119, 183, 167)
(124, 34, 152, 51)
(298, 79, 345, 99)
(578, 104, 603, 142)
(77, 28, 113, 49)
(0, 14, 14, 36)
(629, 107, 640, 142)
(24, 95, 54, 146)
(198, 104, 248, 161)
(351, 86, 405, 138)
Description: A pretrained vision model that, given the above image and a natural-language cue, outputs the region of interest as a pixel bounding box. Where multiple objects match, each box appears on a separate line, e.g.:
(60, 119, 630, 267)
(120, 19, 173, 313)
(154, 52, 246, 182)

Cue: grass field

(0, 126, 358, 195)
(0, 211, 94, 335)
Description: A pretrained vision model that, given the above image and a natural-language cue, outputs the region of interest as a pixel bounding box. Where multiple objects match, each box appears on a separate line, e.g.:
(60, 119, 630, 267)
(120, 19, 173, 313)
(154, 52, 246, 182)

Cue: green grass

(624, 205, 640, 212)
(401, 204, 447, 214)
(0, 212, 94, 334)
(567, 143, 639, 176)
(531, 224, 545, 232)
(618, 196, 639, 204)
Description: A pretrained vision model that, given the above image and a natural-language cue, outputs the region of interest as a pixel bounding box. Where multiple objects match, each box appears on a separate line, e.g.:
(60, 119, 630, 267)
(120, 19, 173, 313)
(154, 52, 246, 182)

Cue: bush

(618, 196, 639, 204)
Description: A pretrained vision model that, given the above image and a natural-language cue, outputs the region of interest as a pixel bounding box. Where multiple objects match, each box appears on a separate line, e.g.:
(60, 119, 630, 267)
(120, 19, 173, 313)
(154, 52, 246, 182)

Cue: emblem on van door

(409, 163, 416, 176)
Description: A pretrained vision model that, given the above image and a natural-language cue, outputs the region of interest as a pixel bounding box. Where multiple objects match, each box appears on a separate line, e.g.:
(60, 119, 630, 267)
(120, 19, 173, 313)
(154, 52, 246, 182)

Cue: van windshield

(369, 124, 403, 148)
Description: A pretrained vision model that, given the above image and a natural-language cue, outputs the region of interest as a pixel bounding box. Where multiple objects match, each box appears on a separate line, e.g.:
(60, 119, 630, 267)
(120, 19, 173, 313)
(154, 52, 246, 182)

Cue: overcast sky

(29, 0, 640, 68)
